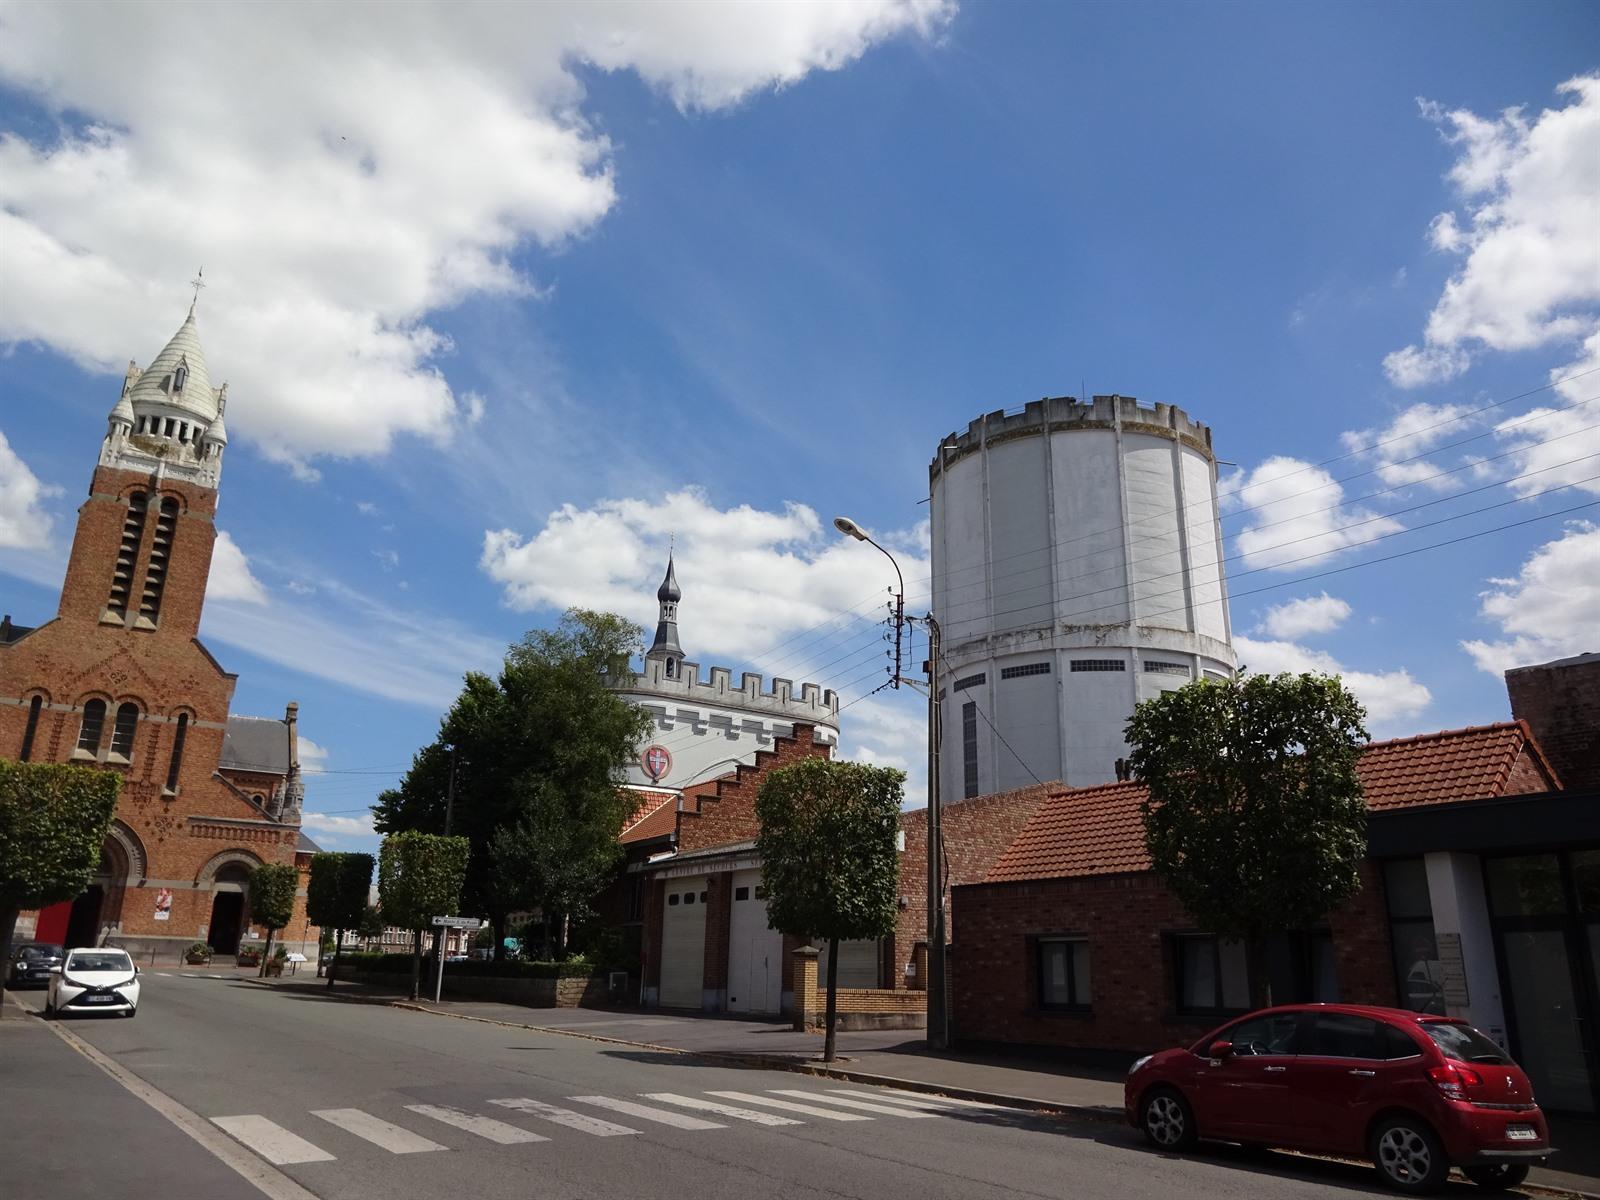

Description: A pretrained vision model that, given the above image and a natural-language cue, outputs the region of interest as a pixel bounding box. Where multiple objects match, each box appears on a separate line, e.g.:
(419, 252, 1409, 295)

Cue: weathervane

(189, 268, 206, 313)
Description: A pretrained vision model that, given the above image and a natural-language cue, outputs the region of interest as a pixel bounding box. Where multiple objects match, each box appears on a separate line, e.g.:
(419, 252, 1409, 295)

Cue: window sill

(70, 748, 97, 762)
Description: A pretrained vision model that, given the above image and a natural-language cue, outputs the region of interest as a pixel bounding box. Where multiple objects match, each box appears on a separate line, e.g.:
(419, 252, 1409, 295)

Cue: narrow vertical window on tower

(173, 364, 188, 393)
(962, 701, 979, 798)
(165, 713, 189, 792)
(109, 703, 140, 762)
(138, 497, 180, 623)
(19, 695, 43, 761)
(107, 493, 148, 620)
(76, 699, 107, 757)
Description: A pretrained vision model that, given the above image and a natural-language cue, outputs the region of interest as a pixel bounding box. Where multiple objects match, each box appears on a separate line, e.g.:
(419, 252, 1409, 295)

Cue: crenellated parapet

(627, 657, 839, 719)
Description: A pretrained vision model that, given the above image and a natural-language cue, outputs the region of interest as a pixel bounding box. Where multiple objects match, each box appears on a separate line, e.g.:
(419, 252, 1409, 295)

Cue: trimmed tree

(357, 904, 385, 950)
(755, 757, 904, 1062)
(246, 863, 300, 977)
(1126, 672, 1369, 1007)
(377, 831, 470, 1000)
(0, 761, 122, 1018)
(305, 852, 374, 988)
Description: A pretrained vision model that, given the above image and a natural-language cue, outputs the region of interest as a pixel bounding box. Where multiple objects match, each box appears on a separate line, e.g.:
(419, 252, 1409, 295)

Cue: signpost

(430, 915, 479, 1004)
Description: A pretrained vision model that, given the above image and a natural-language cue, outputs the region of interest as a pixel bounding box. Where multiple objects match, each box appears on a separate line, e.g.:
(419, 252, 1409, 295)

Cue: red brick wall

(674, 724, 831, 853)
(894, 783, 1054, 986)
(951, 865, 1397, 1056)
(1507, 659, 1597, 791)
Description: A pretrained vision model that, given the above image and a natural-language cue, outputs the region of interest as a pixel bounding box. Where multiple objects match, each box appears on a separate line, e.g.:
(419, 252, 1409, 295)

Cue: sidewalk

(252, 975, 1597, 1196)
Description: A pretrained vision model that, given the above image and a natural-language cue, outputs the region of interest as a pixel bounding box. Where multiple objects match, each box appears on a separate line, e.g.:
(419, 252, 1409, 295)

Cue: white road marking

(155, 972, 175, 977)
(704, 1091, 871, 1122)
(640, 1093, 804, 1127)
(311, 1108, 445, 1154)
(489, 1097, 639, 1137)
(769, 1089, 937, 1118)
(828, 1088, 1002, 1112)
(405, 1104, 549, 1144)
(569, 1096, 725, 1130)
(211, 1116, 336, 1165)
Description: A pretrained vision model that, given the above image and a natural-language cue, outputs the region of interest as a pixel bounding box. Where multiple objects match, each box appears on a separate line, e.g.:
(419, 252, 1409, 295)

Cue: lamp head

(833, 516, 868, 542)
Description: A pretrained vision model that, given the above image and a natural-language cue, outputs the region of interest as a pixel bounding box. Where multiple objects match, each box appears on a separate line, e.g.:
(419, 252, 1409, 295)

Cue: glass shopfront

(1486, 850, 1600, 1114)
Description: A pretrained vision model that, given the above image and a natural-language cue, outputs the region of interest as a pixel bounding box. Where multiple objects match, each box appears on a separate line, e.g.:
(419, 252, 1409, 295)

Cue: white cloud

(1225, 457, 1405, 571)
(1339, 402, 1478, 491)
(836, 693, 929, 808)
(0, 2, 951, 474)
(1491, 332, 1600, 501)
(1461, 521, 1600, 675)
(0, 430, 59, 550)
(1255, 593, 1352, 639)
(481, 487, 929, 675)
(300, 811, 377, 847)
(1385, 74, 1600, 388)
(297, 737, 330, 776)
(1234, 635, 1433, 733)
(206, 530, 269, 604)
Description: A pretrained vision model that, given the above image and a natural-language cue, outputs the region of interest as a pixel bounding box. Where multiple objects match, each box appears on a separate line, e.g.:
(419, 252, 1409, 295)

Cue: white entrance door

(659, 876, 707, 1009)
(727, 870, 782, 1014)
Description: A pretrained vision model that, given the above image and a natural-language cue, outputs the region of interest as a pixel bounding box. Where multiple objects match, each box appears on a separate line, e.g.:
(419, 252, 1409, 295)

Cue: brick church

(1, 302, 318, 962)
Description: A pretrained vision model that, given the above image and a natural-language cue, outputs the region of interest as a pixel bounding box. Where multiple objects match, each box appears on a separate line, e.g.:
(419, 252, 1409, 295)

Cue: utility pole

(433, 745, 457, 1005)
(923, 614, 947, 1050)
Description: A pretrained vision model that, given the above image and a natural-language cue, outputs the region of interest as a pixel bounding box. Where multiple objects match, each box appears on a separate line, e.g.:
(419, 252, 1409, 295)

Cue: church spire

(645, 554, 684, 675)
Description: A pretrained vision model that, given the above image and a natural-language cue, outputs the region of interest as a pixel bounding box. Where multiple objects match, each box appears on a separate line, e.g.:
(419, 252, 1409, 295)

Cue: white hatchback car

(46, 948, 141, 1018)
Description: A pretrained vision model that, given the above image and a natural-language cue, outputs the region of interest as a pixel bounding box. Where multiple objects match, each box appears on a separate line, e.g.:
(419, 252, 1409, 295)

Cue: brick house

(950, 723, 1568, 1073)
(1, 304, 318, 963)
(1507, 650, 1600, 792)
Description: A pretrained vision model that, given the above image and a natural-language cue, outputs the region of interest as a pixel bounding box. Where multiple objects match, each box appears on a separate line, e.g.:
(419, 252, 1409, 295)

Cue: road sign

(431, 915, 479, 928)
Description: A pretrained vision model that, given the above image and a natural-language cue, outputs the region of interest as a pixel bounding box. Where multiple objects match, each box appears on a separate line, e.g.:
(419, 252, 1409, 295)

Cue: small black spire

(646, 554, 684, 667)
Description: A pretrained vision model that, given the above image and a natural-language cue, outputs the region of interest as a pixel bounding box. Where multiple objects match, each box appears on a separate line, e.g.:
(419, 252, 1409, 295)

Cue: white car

(46, 948, 141, 1018)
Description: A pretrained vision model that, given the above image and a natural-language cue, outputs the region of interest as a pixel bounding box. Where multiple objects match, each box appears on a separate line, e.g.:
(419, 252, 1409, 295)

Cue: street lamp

(832, 516, 947, 1051)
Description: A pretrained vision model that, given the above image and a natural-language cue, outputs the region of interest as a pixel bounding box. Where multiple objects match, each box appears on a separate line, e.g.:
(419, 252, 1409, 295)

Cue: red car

(1124, 1004, 1552, 1194)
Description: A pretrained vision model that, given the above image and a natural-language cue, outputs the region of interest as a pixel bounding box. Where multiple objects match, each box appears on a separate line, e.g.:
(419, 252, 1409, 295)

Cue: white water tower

(930, 394, 1236, 799)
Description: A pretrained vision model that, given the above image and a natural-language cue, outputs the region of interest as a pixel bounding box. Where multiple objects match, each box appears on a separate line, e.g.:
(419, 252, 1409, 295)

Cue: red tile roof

(620, 790, 679, 846)
(986, 722, 1558, 884)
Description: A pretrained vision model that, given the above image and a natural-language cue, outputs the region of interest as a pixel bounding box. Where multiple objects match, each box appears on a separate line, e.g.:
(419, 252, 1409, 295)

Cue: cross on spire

(188, 268, 206, 314)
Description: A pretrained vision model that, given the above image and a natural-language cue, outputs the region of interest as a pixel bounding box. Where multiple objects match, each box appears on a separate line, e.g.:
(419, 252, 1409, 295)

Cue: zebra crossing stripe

(769, 1090, 938, 1118)
(569, 1096, 725, 1130)
(640, 1093, 804, 1127)
(489, 1097, 638, 1137)
(405, 1104, 549, 1144)
(211, 1115, 335, 1165)
(311, 1108, 445, 1154)
(704, 1091, 871, 1122)
(828, 1088, 1003, 1112)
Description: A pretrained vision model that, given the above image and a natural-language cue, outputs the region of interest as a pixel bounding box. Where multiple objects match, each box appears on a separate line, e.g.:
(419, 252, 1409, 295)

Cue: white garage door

(819, 938, 881, 989)
(659, 876, 707, 1009)
(727, 870, 782, 1014)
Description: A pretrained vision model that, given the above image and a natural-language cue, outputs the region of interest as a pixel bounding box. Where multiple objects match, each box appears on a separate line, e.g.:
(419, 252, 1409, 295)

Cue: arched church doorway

(206, 864, 251, 956)
(63, 885, 104, 950)
(62, 835, 132, 949)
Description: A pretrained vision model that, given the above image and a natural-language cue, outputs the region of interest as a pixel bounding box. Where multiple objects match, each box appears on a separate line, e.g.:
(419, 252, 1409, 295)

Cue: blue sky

(2, 1, 1596, 853)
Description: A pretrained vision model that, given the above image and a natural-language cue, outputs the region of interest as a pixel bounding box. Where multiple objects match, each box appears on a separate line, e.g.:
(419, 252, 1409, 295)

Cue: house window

(138, 498, 179, 622)
(20, 695, 42, 761)
(1383, 858, 1444, 1014)
(1143, 660, 1190, 676)
(667, 893, 679, 907)
(1000, 662, 1051, 680)
(683, 892, 696, 906)
(952, 673, 986, 693)
(108, 493, 148, 619)
(76, 699, 107, 757)
(109, 702, 139, 761)
(962, 701, 978, 799)
(734, 886, 750, 901)
(1037, 937, 1091, 1009)
(1070, 659, 1125, 672)
(166, 713, 189, 791)
(1173, 934, 1250, 1015)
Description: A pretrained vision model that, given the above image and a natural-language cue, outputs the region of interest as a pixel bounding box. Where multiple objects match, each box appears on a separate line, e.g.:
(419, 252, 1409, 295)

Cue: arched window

(110, 703, 140, 761)
(107, 492, 148, 619)
(166, 713, 189, 791)
(665, 659, 676, 678)
(20, 695, 42, 762)
(77, 700, 107, 757)
(173, 365, 188, 393)
(138, 498, 180, 622)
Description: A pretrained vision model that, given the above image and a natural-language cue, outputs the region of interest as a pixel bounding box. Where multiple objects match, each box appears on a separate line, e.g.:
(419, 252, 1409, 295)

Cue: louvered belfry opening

(138, 497, 180, 622)
(107, 491, 148, 619)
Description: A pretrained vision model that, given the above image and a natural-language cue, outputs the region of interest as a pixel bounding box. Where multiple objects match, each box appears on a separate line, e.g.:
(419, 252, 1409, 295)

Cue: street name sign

(431, 915, 479, 928)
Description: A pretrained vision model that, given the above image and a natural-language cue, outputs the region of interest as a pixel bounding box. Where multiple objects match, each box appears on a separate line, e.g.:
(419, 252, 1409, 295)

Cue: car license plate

(1506, 1124, 1538, 1141)
(84, 994, 114, 1003)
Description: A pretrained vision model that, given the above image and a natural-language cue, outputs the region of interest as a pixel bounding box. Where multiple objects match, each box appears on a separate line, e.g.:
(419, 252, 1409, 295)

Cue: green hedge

(338, 952, 596, 980)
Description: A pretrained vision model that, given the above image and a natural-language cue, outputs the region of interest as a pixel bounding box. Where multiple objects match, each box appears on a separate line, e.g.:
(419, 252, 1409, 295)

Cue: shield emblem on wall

(642, 744, 672, 782)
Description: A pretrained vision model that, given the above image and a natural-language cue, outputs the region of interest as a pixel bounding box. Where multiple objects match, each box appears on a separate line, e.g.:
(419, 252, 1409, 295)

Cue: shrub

(185, 941, 212, 961)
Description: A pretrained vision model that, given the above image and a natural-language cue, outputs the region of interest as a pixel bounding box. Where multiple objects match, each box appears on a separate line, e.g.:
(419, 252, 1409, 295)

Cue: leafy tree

(1126, 672, 1369, 1006)
(0, 761, 121, 1018)
(755, 757, 904, 1062)
(305, 852, 374, 988)
(357, 904, 385, 949)
(246, 863, 300, 978)
(373, 609, 652, 958)
(377, 831, 470, 999)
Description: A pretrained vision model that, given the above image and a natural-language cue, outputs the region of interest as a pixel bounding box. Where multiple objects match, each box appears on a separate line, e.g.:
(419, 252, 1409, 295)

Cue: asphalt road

(17, 973, 1540, 1200)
